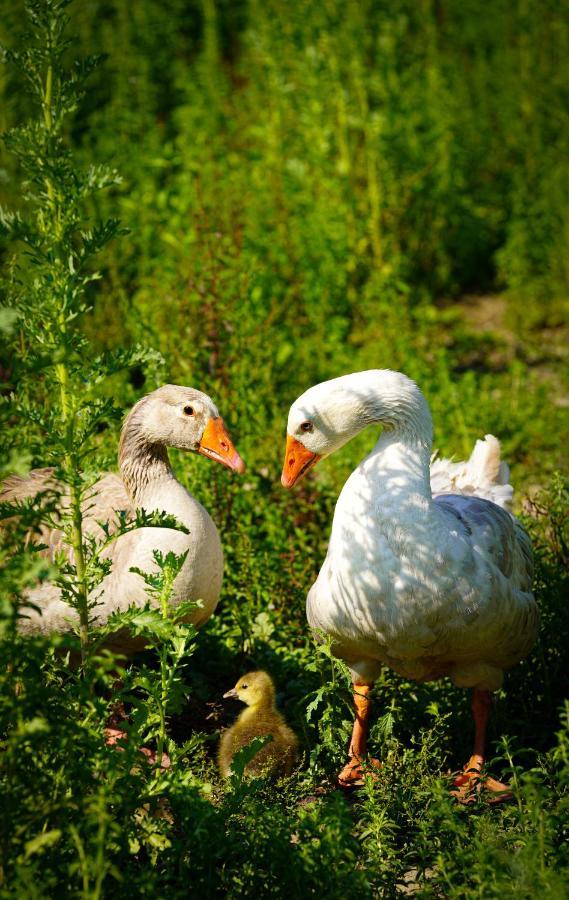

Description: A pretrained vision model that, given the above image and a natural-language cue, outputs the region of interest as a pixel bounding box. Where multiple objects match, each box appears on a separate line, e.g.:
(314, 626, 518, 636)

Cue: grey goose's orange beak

(281, 434, 321, 488)
(198, 418, 246, 474)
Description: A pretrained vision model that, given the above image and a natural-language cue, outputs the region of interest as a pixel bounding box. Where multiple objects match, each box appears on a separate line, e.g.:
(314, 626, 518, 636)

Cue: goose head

(281, 370, 431, 487)
(120, 384, 246, 473)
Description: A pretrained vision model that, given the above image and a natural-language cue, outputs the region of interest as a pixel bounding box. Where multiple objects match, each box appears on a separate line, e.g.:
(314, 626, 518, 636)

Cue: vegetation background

(0, 0, 568, 896)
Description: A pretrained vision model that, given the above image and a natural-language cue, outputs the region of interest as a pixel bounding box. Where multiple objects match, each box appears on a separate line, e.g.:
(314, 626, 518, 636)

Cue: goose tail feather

(430, 434, 514, 510)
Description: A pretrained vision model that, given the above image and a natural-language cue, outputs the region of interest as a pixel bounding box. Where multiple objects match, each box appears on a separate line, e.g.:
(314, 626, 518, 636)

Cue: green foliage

(107, 550, 200, 770)
(0, 0, 568, 897)
(0, 0, 163, 665)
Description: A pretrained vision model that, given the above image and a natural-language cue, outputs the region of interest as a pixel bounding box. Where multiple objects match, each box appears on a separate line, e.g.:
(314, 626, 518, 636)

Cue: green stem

(43, 64, 53, 131)
(55, 361, 70, 419)
(69, 825, 90, 896)
(93, 801, 109, 900)
(42, 48, 90, 664)
(42, 59, 64, 243)
(155, 572, 176, 770)
(70, 482, 90, 667)
(155, 648, 170, 771)
(55, 352, 90, 665)
(43, 64, 56, 205)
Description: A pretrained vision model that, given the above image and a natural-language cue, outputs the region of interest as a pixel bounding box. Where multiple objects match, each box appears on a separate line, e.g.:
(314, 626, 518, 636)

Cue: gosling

(218, 671, 298, 779)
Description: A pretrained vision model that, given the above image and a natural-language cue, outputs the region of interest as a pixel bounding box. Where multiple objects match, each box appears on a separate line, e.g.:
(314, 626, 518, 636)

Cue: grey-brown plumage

(1, 385, 245, 649)
(1, 468, 130, 560)
(218, 671, 298, 779)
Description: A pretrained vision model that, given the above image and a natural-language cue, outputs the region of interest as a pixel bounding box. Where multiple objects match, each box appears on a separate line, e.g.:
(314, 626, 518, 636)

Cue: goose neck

(369, 427, 432, 500)
(345, 373, 433, 500)
(119, 430, 174, 505)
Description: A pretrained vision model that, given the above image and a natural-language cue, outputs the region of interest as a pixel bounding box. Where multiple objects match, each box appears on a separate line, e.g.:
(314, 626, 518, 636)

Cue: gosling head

(120, 384, 245, 473)
(223, 671, 276, 708)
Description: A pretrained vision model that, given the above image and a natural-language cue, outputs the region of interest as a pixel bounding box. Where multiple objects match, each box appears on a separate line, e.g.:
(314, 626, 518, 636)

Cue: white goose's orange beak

(281, 434, 321, 488)
(198, 417, 246, 474)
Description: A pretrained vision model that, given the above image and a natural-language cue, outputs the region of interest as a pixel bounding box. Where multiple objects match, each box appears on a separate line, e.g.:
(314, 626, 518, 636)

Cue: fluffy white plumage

(430, 434, 514, 510)
(286, 370, 538, 693)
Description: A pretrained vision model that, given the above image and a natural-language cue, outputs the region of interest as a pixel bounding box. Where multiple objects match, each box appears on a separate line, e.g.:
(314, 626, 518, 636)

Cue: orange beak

(198, 418, 246, 474)
(281, 434, 321, 488)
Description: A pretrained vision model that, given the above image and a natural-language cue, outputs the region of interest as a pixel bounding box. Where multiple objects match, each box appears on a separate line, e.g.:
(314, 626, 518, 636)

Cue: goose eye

(300, 421, 313, 433)
(241, 684, 248, 689)
(183, 405, 195, 416)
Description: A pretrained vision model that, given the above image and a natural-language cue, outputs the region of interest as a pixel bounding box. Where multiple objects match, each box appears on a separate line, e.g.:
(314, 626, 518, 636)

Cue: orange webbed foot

(337, 756, 381, 789)
(450, 766, 512, 805)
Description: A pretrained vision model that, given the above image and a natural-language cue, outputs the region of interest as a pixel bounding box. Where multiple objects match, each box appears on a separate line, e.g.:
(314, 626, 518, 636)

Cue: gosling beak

(223, 688, 238, 700)
(281, 434, 321, 488)
(198, 418, 246, 474)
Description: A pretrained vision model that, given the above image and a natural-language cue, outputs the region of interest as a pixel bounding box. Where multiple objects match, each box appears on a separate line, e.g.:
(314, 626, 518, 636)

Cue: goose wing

(434, 493, 533, 589)
(1, 468, 132, 561)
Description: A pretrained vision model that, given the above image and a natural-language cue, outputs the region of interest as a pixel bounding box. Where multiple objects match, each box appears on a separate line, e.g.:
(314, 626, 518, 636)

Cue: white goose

(281, 370, 537, 799)
(3, 385, 245, 650)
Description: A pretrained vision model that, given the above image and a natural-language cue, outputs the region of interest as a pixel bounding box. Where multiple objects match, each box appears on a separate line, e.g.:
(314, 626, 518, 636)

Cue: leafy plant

(0, 0, 568, 897)
(105, 549, 199, 770)
(0, 0, 161, 664)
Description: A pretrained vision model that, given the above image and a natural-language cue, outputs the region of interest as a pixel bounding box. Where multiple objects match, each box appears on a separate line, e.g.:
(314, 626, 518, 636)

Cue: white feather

(288, 370, 538, 692)
(430, 434, 513, 510)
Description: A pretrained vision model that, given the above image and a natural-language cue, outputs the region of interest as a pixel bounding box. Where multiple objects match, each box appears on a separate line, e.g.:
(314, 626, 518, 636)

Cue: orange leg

(451, 689, 511, 804)
(338, 684, 381, 787)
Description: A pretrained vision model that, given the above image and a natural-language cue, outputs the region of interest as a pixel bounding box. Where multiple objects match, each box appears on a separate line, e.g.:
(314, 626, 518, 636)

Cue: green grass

(0, 1, 568, 896)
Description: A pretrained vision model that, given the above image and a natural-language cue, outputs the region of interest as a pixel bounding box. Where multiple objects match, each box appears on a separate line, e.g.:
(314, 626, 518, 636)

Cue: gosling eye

(241, 684, 248, 690)
(300, 421, 313, 433)
(183, 405, 195, 417)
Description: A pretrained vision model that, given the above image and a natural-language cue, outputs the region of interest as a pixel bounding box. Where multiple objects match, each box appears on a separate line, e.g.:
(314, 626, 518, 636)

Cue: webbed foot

(338, 755, 381, 788)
